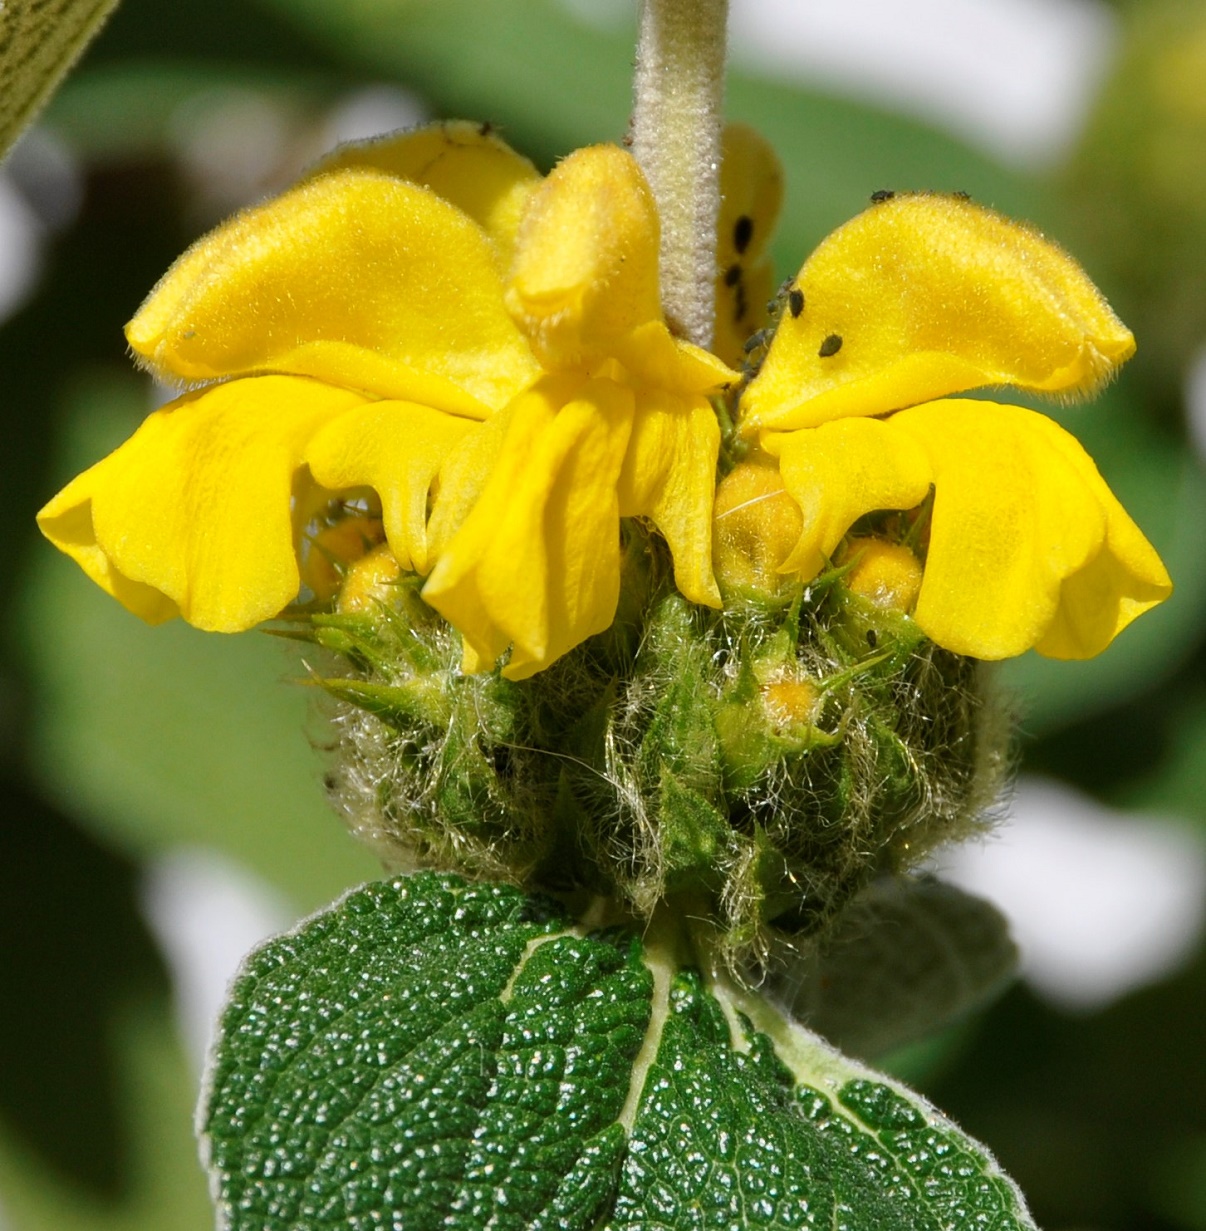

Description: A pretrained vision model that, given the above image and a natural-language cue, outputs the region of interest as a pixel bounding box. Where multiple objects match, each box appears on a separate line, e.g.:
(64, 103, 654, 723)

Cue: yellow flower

(37, 115, 1169, 677)
(36, 122, 734, 679)
(734, 191, 1172, 660)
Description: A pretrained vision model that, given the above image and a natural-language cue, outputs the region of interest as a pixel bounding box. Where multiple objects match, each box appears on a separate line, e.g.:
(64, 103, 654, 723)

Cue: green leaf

(203, 873, 1037, 1230)
(769, 876, 1018, 1061)
(0, 0, 123, 159)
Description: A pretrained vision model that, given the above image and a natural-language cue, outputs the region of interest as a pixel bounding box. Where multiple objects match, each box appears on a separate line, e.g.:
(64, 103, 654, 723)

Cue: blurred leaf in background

(0, 0, 123, 158)
(2, 0, 1205, 1228)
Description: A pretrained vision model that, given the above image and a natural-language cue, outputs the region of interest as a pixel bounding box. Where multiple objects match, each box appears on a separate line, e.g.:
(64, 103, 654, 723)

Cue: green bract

(309, 528, 1008, 960)
(202, 872, 1036, 1231)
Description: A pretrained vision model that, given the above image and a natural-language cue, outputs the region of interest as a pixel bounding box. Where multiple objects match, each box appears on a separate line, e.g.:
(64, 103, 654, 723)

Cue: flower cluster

(39, 121, 1171, 675)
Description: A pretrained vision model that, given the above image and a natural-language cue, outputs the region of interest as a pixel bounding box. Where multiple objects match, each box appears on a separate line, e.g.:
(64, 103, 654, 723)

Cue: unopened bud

(302, 515, 386, 603)
(839, 536, 923, 613)
(336, 543, 404, 614)
(712, 456, 803, 597)
(761, 676, 822, 733)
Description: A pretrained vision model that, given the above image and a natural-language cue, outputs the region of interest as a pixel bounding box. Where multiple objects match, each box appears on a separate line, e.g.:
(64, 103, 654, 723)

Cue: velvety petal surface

(34, 494, 182, 625)
(126, 170, 540, 415)
(505, 144, 733, 395)
(423, 409, 516, 567)
(1002, 409, 1173, 658)
(305, 120, 541, 267)
(422, 376, 634, 680)
(304, 401, 477, 575)
(506, 144, 662, 371)
(38, 376, 368, 631)
(741, 192, 1136, 433)
(764, 417, 932, 579)
(767, 400, 1171, 659)
(895, 401, 1110, 657)
(713, 122, 785, 368)
(618, 389, 722, 607)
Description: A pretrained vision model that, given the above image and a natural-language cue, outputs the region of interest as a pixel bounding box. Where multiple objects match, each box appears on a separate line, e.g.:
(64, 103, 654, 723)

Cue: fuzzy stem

(630, 0, 729, 350)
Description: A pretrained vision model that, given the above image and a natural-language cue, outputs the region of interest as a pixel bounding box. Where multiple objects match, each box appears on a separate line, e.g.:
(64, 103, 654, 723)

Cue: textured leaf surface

(614, 968, 1034, 1231)
(202, 873, 1037, 1230)
(0, 0, 121, 158)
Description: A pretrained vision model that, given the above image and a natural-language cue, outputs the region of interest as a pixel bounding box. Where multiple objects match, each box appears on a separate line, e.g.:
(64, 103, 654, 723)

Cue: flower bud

(839, 536, 923, 613)
(313, 523, 1008, 964)
(302, 516, 386, 603)
(335, 543, 403, 615)
(712, 456, 803, 598)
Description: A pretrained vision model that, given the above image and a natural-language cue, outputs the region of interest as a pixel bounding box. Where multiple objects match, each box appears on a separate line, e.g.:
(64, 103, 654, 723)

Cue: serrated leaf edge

(197, 879, 1037, 1231)
(713, 968, 1040, 1231)
(195, 877, 669, 1231)
(196, 875, 568, 1230)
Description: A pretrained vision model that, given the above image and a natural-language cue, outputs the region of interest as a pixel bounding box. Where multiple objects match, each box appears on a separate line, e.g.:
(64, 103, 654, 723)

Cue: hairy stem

(630, 0, 729, 350)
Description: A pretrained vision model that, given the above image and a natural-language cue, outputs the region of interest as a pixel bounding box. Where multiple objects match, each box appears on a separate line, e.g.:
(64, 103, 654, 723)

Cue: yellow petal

(742, 192, 1136, 432)
(305, 119, 541, 267)
(305, 401, 476, 575)
(423, 375, 634, 679)
(763, 417, 932, 579)
(891, 400, 1170, 658)
(612, 320, 736, 396)
(37, 376, 368, 631)
(618, 389, 722, 607)
(33, 494, 181, 624)
(423, 405, 519, 566)
(1024, 413, 1173, 658)
(506, 144, 663, 371)
(127, 170, 540, 415)
(713, 122, 785, 368)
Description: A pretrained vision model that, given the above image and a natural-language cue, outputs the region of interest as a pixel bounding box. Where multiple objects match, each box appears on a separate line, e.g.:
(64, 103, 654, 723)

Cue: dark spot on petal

(870, 189, 895, 203)
(724, 263, 742, 287)
(788, 288, 805, 318)
(734, 214, 754, 254)
(819, 333, 843, 357)
(735, 285, 748, 322)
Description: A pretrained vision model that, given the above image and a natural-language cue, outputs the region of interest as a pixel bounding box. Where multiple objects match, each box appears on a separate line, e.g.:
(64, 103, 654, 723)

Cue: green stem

(630, 0, 729, 350)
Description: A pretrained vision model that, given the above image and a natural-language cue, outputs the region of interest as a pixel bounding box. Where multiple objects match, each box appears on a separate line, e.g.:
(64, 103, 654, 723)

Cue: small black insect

(733, 214, 754, 255)
(866, 630, 878, 649)
(724, 264, 741, 287)
(743, 327, 771, 354)
(818, 333, 843, 358)
(870, 189, 895, 203)
(788, 287, 805, 318)
(952, 190, 971, 201)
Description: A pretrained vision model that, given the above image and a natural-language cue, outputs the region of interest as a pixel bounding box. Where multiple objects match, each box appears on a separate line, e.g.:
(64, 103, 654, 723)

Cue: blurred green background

(2, 0, 1206, 1227)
